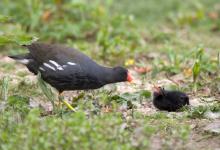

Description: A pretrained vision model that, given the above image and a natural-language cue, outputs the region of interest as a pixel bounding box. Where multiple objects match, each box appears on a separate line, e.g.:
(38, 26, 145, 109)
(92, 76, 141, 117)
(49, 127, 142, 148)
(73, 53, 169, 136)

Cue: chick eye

(180, 95, 189, 102)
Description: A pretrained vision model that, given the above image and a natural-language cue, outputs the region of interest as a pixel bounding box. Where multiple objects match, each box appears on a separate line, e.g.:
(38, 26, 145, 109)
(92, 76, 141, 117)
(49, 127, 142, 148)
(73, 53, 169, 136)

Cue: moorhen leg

(58, 92, 75, 112)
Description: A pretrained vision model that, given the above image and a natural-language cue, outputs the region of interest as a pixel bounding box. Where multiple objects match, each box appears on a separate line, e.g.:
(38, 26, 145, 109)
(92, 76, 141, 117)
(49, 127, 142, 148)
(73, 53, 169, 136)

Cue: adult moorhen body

(153, 87, 189, 112)
(9, 42, 133, 111)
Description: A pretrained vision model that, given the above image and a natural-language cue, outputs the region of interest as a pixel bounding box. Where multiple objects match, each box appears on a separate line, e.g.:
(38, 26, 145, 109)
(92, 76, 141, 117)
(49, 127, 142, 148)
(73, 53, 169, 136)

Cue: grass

(0, 0, 220, 149)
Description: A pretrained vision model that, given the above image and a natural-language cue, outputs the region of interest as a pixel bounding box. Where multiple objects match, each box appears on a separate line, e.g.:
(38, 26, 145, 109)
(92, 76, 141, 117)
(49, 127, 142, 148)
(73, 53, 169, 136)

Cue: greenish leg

(59, 92, 76, 112)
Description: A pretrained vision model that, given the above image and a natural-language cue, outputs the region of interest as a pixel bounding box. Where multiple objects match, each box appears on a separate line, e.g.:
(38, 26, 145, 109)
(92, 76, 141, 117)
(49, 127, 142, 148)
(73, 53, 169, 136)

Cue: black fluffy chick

(153, 87, 189, 112)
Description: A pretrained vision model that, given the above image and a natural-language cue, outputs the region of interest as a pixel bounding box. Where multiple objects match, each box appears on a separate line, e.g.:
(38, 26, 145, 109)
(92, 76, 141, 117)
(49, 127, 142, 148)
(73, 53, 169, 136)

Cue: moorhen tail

(153, 87, 189, 112)
(9, 42, 133, 111)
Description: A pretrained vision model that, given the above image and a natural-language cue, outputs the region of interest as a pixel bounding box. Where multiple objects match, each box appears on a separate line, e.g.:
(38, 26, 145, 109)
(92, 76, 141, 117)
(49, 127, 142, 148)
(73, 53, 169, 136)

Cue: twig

(165, 74, 180, 86)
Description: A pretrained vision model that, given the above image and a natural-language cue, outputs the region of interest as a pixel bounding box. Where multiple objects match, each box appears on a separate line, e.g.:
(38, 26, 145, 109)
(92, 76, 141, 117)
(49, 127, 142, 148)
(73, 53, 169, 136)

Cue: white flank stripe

(49, 60, 60, 67)
(57, 66, 64, 70)
(43, 63, 56, 71)
(17, 59, 29, 64)
(49, 60, 64, 70)
(39, 67, 45, 71)
(67, 62, 76, 66)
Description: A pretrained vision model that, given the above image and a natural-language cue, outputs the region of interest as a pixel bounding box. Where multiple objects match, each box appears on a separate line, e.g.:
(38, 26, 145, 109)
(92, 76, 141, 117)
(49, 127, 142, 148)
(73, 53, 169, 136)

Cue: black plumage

(153, 87, 189, 112)
(9, 42, 132, 93)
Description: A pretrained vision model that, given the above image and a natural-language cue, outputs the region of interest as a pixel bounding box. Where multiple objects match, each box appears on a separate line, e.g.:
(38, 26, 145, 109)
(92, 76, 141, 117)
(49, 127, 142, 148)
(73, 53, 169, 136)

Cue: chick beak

(153, 85, 162, 94)
(127, 72, 133, 83)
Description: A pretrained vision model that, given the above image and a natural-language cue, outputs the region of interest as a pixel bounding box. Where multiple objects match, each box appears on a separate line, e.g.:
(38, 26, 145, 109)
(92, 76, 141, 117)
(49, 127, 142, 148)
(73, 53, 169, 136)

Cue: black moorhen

(9, 42, 133, 111)
(153, 87, 189, 112)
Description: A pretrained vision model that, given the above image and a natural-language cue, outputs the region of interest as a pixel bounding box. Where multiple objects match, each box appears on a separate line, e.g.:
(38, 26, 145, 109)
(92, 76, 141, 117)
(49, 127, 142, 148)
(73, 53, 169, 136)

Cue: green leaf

(193, 61, 201, 82)
(8, 95, 29, 106)
(0, 35, 38, 46)
(188, 105, 207, 119)
(7, 95, 30, 116)
(110, 90, 151, 104)
(195, 47, 204, 61)
(37, 73, 55, 106)
(0, 15, 11, 23)
(139, 90, 151, 98)
(13, 35, 38, 45)
(218, 52, 220, 69)
(0, 36, 13, 45)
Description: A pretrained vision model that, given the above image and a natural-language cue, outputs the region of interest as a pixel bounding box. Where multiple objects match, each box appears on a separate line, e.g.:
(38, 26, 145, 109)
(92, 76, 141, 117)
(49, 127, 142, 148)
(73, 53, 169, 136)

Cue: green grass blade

(192, 61, 201, 83)
(1, 76, 9, 101)
(37, 72, 56, 107)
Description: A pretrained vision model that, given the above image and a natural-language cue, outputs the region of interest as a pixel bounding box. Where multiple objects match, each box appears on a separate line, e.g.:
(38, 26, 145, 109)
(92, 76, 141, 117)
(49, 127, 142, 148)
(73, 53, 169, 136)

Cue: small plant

(170, 2, 205, 27)
(1, 76, 9, 101)
(192, 47, 204, 92)
(218, 52, 220, 75)
(0, 15, 38, 46)
(110, 90, 151, 105)
(37, 73, 56, 110)
(192, 60, 201, 91)
(165, 48, 182, 74)
(7, 95, 30, 118)
(187, 105, 208, 119)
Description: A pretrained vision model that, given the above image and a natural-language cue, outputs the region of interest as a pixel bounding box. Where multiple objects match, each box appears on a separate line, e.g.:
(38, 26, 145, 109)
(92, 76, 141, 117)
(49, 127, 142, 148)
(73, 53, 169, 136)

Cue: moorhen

(9, 42, 133, 111)
(153, 86, 189, 112)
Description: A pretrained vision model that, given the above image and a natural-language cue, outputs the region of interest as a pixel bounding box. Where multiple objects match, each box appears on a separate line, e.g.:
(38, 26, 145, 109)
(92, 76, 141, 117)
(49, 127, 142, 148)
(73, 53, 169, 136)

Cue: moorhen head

(153, 86, 189, 112)
(9, 42, 133, 93)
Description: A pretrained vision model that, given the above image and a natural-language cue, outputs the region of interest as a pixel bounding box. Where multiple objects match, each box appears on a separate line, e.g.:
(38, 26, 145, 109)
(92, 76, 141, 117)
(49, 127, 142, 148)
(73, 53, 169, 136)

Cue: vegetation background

(0, 0, 220, 149)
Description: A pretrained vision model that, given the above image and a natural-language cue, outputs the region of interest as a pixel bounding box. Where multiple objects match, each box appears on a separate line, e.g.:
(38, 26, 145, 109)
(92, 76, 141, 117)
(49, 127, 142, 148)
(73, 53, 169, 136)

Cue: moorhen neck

(9, 42, 133, 110)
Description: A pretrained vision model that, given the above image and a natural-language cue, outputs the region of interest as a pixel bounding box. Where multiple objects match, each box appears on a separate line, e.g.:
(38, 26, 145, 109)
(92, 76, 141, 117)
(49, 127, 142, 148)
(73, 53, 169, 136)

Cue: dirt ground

(1, 55, 220, 150)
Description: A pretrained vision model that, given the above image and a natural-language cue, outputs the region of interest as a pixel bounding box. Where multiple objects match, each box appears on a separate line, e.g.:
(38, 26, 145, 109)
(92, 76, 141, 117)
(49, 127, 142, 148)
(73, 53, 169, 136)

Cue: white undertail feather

(17, 59, 30, 65)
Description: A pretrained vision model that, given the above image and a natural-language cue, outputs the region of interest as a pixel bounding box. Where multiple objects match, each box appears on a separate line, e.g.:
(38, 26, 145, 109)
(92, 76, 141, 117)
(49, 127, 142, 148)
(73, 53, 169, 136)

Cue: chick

(153, 87, 189, 112)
